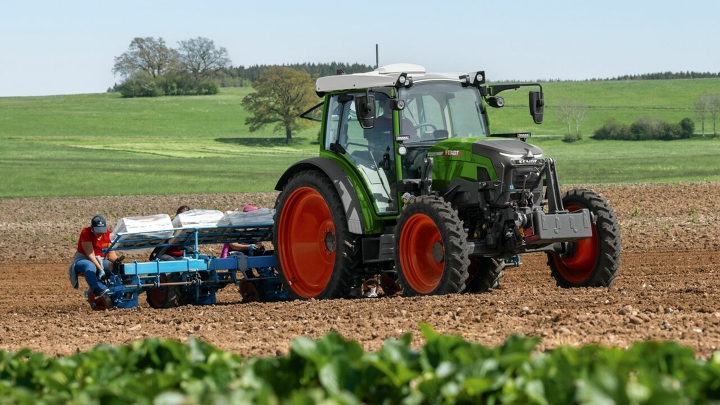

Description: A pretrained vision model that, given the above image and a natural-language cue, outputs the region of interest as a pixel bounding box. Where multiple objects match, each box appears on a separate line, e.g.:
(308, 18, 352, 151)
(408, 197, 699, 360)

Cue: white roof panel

(315, 64, 467, 93)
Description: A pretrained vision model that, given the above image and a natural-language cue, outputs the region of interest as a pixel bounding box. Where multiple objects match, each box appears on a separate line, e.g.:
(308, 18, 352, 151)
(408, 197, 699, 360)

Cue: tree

(242, 67, 317, 144)
(112, 37, 179, 79)
(571, 105, 588, 137)
(710, 94, 720, 137)
(695, 94, 711, 137)
(177, 37, 231, 81)
(558, 100, 587, 141)
(557, 100, 574, 135)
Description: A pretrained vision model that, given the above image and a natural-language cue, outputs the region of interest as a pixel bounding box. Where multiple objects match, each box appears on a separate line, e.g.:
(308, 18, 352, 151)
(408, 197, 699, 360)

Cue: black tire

(146, 273, 182, 309)
(273, 170, 360, 300)
(394, 195, 470, 296)
(464, 257, 504, 293)
(547, 189, 621, 287)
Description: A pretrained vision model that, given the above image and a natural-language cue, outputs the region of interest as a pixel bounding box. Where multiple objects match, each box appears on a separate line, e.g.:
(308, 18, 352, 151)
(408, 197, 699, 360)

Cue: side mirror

(529, 91, 544, 124)
(356, 94, 376, 129)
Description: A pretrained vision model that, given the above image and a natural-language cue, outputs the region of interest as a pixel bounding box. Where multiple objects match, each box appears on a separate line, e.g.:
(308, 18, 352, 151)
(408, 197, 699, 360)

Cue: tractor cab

(304, 64, 507, 217)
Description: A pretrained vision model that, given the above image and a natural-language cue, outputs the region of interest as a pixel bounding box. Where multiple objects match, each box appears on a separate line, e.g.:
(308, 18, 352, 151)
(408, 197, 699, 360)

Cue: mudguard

(275, 157, 366, 234)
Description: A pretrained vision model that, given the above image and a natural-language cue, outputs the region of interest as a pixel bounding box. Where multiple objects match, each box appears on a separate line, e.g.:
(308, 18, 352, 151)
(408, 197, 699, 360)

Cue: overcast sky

(1, 0, 718, 97)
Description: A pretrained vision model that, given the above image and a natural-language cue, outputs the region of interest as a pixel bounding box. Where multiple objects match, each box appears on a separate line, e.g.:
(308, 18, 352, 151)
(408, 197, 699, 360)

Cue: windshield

(399, 81, 489, 143)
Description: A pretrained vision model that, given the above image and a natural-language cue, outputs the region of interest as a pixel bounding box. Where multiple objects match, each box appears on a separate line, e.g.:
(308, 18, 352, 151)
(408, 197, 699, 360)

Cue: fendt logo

(512, 159, 542, 165)
(428, 150, 462, 157)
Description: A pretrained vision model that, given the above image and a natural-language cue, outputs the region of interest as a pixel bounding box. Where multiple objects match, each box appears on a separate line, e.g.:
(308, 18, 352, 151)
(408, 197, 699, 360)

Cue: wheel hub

(323, 228, 336, 254)
(431, 241, 444, 263)
(559, 241, 577, 258)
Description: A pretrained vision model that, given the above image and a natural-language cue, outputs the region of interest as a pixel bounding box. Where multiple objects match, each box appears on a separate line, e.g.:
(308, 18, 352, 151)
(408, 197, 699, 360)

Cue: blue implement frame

(100, 223, 287, 309)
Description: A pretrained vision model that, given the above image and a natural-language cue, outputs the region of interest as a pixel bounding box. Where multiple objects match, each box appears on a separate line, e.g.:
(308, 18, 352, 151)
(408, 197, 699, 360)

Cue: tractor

(272, 63, 621, 299)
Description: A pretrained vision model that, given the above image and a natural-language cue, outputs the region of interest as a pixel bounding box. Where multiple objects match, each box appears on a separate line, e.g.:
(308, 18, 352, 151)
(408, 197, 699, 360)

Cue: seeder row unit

(90, 223, 287, 310)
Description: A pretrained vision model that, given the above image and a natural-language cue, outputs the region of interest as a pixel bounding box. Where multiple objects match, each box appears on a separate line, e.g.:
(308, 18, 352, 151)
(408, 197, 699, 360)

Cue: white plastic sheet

(111, 214, 175, 254)
(172, 209, 230, 228)
(224, 208, 275, 226)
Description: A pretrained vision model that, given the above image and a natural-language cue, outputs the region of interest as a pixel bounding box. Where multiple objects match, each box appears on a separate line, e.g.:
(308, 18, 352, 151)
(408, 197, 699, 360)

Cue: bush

(660, 122, 683, 140)
(680, 118, 695, 138)
(594, 117, 696, 141)
(593, 118, 632, 140)
(117, 72, 221, 98)
(630, 116, 663, 140)
(116, 72, 164, 98)
(563, 133, 579, 143)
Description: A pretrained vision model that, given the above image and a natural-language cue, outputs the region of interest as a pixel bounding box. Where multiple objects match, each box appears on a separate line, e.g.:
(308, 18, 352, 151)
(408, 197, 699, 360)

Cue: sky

(0, 0, 719, 97)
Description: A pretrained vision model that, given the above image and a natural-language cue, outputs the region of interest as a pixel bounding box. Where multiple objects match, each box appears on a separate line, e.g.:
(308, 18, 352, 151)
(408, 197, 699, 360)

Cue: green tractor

(272, 64, 621, 299)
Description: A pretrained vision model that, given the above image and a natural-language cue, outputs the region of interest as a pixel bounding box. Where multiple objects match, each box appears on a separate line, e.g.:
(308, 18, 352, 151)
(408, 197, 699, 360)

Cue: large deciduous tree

(177, 37, 231, 81)
(242, 67, 317, 144)
(112, 37, 178, 79)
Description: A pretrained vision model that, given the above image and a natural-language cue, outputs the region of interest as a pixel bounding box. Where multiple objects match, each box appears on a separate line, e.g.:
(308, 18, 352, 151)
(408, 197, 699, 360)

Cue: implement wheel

(394, 195, 469, 296)
(464, 257, 504, 293)
(274, 170, 359, 300)
(548, 189, 621, 287)
(239, 281, 260, 303)
(146, 274, 181, 309)
(87, 290, 114, 311)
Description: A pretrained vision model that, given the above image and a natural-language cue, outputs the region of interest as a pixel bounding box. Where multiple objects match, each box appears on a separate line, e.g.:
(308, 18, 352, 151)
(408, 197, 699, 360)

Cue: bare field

(1, 182, 719, 358)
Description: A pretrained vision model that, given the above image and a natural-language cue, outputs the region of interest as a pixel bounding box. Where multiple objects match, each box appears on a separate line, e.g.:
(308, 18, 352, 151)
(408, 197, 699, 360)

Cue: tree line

(608, 71, 720, 81)
(218, 62, 375, 87)
(110, 36, 374, 98)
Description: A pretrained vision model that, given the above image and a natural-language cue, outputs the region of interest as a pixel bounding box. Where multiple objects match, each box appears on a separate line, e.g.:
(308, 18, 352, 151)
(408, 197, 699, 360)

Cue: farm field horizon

(1, 79, 719, 198)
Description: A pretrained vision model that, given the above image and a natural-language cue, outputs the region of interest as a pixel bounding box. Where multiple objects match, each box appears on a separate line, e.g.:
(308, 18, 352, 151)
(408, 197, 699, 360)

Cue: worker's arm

(81, 241, 104, 270)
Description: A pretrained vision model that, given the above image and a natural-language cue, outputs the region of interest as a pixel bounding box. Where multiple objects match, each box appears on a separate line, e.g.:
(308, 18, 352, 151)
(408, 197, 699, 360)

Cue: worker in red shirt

(68, 215, 117, 298)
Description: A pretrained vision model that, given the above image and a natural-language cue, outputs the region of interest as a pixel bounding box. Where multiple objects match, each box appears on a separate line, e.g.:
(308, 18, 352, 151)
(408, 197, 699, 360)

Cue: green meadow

(1, 80, 719, 198)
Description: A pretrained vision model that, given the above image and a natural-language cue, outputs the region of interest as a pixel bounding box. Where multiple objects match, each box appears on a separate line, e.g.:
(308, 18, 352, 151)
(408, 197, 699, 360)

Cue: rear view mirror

(529, 91, 544, 124)
(356, 94, 376, 129)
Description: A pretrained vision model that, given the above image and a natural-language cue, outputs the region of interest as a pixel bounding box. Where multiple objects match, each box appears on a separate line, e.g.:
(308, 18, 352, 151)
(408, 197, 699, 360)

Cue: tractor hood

(472, 139, 544, 181)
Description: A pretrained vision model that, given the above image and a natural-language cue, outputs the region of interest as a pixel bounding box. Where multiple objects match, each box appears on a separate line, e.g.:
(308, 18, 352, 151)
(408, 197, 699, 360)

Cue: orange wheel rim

(399, 213, 443, 294)
(278, 186, 335, 298)
(553, 204, 599, 283)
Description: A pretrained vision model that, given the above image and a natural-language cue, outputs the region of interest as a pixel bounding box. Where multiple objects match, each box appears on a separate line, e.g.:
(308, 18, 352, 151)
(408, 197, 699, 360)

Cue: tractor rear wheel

(464, 257, 504, 293)
(394, 195, 470, 296)
(274, 171, 359, 300)
(547, 189, 621, 287)
(146, 274, 182, 309)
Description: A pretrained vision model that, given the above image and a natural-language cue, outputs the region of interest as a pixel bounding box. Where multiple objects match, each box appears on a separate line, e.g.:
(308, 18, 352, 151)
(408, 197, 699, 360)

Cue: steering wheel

(413, 123, 438, 132)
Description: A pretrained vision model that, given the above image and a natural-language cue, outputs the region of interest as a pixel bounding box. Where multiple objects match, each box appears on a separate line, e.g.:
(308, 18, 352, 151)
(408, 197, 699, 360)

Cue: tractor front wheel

(274, 171, 359, 300)
(394, 195, 469, 296)
(547, 189, 621, 287)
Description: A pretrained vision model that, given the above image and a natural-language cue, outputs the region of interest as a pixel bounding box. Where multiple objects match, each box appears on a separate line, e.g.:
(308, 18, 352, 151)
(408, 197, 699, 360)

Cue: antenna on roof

(375, 44, 379, 69)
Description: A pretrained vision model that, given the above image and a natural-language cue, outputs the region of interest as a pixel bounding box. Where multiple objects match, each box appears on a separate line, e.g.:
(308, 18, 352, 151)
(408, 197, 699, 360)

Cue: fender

(275, 157, 365, 235)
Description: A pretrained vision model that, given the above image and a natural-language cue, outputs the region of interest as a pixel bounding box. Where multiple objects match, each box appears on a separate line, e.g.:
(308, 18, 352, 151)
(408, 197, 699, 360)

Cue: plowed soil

(1, 182, 720, 358)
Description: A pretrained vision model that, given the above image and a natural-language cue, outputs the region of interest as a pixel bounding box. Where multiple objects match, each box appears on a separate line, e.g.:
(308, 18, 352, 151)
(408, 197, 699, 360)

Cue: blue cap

(91, 215, 107, 233)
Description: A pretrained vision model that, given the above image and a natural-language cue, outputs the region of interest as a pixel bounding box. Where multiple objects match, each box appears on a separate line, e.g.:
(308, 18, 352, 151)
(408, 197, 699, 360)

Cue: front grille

(511, 166, 542, 190)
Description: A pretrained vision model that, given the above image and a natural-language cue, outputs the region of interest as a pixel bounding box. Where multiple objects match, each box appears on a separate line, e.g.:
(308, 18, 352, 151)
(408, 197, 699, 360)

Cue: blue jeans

(74, 257, 110, 292)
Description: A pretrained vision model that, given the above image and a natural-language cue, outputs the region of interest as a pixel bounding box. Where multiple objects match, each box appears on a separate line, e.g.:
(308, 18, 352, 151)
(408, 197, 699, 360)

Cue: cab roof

(315, 63, 465, 93)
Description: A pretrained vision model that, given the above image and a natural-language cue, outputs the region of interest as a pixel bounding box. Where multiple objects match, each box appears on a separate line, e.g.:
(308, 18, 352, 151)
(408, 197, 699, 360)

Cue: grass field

(1, 80, 719, 198)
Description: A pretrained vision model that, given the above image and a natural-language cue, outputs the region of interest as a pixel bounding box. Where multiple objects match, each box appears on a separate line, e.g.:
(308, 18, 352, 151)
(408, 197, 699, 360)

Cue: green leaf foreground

(1, 325, 719, 404)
